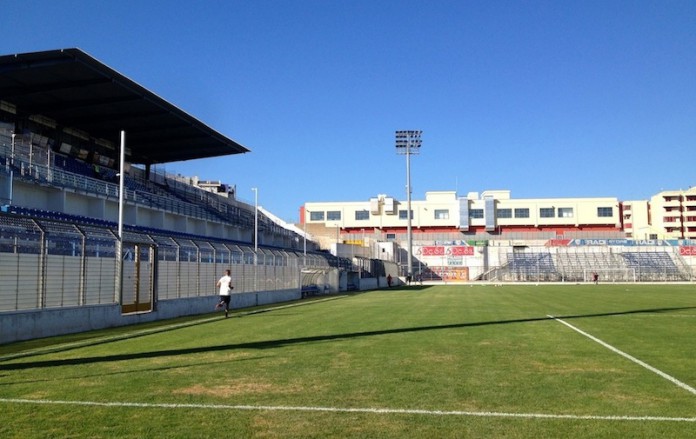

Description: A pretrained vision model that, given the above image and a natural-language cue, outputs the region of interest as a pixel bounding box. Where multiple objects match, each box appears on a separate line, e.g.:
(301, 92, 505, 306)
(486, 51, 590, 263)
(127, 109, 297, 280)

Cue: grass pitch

(1, 284, 695, 438)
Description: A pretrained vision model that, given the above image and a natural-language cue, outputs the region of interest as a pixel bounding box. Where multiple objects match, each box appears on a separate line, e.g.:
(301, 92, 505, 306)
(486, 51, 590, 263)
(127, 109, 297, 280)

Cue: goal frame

(583, 268, 636, 283)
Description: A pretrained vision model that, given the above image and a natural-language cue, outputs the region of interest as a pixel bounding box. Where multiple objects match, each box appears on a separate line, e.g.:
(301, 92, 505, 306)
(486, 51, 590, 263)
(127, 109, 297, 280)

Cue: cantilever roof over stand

(0, 48, 250, 164)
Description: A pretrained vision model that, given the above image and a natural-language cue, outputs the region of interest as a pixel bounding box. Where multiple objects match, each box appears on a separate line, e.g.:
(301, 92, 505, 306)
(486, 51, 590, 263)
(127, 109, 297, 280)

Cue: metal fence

(0, 213, 332, 312)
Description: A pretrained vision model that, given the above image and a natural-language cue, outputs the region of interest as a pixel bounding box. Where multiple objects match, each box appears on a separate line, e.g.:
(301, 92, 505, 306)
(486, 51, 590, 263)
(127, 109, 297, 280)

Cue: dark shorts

(219, 295, 231, 305)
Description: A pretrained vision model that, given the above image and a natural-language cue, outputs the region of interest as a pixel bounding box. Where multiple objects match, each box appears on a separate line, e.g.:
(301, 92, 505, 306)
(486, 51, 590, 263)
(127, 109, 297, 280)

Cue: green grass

(1, 284, 695, 438)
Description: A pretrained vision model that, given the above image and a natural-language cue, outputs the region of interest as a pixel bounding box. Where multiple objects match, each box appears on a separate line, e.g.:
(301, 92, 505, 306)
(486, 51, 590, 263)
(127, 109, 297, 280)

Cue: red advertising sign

(430, 266, 470, 281)
(546, 239, 572, 247)
(680, 246, 696, 256)
(449, 246, 474, 256)
(419, 246, 474, 256)
(421, 246, 445, 256)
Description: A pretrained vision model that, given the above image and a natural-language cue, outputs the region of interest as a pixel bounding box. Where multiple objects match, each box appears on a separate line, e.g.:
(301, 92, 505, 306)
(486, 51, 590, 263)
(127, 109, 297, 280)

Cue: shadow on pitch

(0, 355, 270, 386)
(1, 305, 694, 372)
(0, 295, 348, 363)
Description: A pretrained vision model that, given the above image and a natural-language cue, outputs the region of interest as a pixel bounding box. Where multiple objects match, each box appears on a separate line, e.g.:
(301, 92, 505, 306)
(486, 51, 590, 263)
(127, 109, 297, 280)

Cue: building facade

(303, 190, 623, 241)
(301, 189, 696, 280)
(623, 188, 696, 241)
(650, 188, 696, 240)
(304, 187, 696, 244)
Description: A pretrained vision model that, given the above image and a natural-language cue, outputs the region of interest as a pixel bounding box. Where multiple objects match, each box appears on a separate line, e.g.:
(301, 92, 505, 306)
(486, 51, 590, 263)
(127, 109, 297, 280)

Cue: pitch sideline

(0, 397, 694, 423)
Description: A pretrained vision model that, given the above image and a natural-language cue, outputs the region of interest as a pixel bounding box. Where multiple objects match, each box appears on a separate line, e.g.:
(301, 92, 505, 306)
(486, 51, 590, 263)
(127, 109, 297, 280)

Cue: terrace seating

(1, 139, 307, 252)
(499, 252, 559, 281)
(54, 154, 110, 180)
(3, 206, 114, 228)
(622, 251, 679, 274)
(508, 252, 555, 273)
(554, 249, 632, 281)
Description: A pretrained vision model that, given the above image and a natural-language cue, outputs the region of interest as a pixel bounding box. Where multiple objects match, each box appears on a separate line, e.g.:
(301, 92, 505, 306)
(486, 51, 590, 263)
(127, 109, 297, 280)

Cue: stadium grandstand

(303, 189, 696, 283)
(0, 48, 398, 344)
(1, 49, 694, 344)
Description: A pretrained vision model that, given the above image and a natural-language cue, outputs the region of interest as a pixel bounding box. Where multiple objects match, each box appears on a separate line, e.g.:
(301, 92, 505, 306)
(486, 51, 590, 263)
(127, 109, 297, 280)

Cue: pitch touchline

(0, 398, 694, 423)
(548, 315, 696, 396)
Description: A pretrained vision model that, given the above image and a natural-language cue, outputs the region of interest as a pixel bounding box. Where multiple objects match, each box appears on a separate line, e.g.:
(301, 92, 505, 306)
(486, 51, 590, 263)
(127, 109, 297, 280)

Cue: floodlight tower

(395, 130, 422, 280)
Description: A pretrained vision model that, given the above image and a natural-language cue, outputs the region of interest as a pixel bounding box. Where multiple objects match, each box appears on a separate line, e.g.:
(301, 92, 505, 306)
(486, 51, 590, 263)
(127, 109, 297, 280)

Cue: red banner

(449, 246, 474, 256)
(546, 239, 571, 247)
(419, 246, 474, 256)
(680, 246, 696, 256)
(421, 246, 445, 256)
(430, 267, 470, 281)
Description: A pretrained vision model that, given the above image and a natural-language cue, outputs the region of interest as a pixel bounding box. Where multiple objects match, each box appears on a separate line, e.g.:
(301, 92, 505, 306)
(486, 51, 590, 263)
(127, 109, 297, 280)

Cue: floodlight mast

(395, 130, 422, 281)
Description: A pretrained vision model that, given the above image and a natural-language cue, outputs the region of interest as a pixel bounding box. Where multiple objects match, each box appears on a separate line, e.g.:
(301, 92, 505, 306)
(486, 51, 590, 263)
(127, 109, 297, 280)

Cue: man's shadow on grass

(1, 305, 693, 372)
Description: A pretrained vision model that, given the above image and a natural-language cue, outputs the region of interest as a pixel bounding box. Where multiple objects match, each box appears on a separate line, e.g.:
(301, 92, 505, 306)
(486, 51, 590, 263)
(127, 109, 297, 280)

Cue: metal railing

(0, 213, 334, 312)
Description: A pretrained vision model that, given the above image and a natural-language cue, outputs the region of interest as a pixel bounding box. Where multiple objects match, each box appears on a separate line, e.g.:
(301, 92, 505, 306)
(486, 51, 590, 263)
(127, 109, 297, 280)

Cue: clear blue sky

(3, 0, 695, 222)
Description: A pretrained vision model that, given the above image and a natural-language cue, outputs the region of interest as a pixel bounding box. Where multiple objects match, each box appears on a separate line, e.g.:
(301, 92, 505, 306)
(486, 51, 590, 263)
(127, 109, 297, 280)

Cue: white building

(623, 187, 696, 241)
(303, 190, 623, 242)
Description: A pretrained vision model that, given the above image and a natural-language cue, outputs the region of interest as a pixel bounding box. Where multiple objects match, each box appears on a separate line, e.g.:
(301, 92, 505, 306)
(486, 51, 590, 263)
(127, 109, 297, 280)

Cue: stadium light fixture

(395, 130, 422, 281)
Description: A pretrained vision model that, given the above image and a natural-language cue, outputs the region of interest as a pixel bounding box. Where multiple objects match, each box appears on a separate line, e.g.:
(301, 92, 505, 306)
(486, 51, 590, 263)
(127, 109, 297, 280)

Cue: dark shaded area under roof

(0, 48, 250, 164)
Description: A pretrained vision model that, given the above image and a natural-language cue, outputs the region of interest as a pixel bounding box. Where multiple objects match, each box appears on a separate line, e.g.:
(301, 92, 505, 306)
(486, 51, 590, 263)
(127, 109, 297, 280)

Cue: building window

(355, 210, 370, 221)
(327, 211, 341, 221)
(310, 211, 324, 221)
(386, 233, 396, 240)
(470, 209, 484, 219)
(558, 207, 574, 218)
(398, 209, 413, 220)
(514, 208, 530, 218)
(434, 209, 449, 220)
(597, 207, 613, 218)
(497, 208, 512, 219)
(540, 208, 555, 218)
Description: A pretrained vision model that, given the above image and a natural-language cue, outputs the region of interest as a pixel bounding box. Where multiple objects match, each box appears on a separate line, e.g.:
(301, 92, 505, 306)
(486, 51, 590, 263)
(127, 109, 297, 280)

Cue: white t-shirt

(218, 275, 232, 295)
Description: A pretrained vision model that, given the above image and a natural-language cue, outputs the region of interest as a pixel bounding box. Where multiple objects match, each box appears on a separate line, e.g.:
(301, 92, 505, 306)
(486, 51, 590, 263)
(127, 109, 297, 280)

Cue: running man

(215, 269, 234, 318)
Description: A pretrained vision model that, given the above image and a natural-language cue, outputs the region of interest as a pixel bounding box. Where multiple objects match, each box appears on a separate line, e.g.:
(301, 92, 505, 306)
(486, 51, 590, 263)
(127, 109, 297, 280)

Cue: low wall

(0, 289, 302, 345)
(231, 289, 301, 308)
(359, 278, 379, 290)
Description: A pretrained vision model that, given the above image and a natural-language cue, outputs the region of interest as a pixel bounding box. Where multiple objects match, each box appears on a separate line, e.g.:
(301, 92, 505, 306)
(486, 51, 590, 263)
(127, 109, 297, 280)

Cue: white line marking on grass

(548, 315, 696, 396)
(0, 398, 694, 423)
